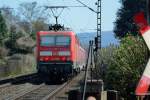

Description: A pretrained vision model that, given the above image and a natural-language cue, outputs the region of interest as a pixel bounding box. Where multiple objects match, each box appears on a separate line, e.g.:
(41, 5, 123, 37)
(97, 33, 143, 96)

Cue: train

(36, 29, 87, 80)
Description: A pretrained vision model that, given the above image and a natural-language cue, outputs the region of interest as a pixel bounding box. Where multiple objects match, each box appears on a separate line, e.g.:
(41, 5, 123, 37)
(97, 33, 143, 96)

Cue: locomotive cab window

(56, 36, 70, 46)
(40, 35, 70, 46)
(40, 36, 55, 46)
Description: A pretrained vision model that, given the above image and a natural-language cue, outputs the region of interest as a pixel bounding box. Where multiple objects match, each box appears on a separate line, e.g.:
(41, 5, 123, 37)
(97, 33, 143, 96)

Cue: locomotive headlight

(58, 51, 70, 56)
(40, 51, 52, 56)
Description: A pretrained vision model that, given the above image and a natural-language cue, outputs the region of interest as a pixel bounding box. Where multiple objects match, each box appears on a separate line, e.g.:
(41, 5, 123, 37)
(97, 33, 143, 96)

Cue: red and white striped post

(134, 12, 150, 96)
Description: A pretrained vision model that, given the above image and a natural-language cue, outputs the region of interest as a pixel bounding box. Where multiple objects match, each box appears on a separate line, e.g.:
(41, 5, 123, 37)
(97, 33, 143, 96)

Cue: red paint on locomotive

(36, 31, 87, 77)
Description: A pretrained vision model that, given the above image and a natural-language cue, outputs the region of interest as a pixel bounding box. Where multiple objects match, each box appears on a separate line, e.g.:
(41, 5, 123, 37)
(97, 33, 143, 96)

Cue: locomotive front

(36, 31, 73, 79)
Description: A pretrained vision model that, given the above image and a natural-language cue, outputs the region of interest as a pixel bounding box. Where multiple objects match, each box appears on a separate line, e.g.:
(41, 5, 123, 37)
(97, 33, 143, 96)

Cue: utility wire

(75, 0, 97, 13)
(45, 5, 85, 8)
(0, 7, 13, 10)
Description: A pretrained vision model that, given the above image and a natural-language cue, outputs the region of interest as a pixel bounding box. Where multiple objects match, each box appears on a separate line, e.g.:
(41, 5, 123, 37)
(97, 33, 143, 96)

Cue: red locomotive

(36, 28, 87, 80)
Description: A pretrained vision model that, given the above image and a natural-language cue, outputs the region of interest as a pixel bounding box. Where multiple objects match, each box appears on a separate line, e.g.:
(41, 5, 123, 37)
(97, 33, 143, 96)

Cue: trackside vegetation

(95, 0, 149, 99)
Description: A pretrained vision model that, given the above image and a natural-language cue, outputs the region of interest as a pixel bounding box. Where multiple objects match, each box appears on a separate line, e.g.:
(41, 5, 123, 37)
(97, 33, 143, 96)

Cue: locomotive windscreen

(40, 35, 71, 46)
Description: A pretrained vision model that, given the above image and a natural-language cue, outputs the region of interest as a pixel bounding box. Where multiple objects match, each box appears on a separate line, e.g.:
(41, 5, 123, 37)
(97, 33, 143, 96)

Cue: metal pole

(97, 0, 101, 49)
(95, 0, 101, 65)
(82, 41, 92, 100)
(147, 0, 150, 24)
(102, 81, 104, 91)
(90, 41, 94, 92)
(55, 16, 58, 25)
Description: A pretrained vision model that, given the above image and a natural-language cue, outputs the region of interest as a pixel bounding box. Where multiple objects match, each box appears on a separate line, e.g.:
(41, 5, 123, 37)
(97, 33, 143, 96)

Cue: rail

(0, 72, 37, 85)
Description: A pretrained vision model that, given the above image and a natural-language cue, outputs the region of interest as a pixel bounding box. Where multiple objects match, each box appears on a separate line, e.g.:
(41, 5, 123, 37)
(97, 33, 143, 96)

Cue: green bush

(96, 35, 149, 98)
(106, 35, 149, 98)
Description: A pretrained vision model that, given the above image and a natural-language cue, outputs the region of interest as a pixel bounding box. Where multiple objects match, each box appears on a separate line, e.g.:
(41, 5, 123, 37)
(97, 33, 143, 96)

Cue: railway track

(0, 72, 42, 100)
(14, 84, 60, 100)
(0, 72, 84, 100)
(0, 72, 38, 85)
(14, 72, 84, 100)
(46, 72, 84, 100)
(0, 83, 41, 100)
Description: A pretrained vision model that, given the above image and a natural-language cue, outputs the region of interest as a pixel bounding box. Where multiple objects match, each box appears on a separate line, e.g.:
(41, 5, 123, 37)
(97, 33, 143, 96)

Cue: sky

(0, 0, 121, 33)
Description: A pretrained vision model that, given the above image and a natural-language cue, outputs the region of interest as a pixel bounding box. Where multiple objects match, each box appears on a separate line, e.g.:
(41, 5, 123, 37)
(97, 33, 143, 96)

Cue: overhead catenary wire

(50, 7, 65, 18)
(45, 6, 68, 25)
(43, 0, 97, 32)
(75, 0, 97, 13)
(44, 5, 86, 25)
(45, 5, 85, 8)
(0, 7, 13, 11)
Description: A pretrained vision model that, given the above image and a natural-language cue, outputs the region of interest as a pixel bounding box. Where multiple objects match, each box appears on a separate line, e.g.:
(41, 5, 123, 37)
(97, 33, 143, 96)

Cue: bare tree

(18, 1, 45, 34)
